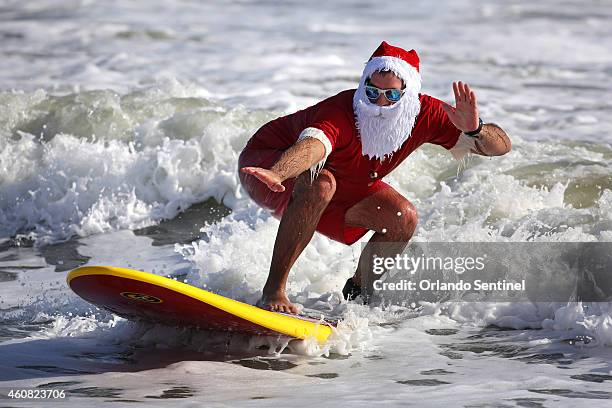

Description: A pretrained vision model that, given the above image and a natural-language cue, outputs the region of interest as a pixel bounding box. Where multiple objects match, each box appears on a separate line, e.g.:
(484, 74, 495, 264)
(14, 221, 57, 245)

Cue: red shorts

(238, 148, 390, 245)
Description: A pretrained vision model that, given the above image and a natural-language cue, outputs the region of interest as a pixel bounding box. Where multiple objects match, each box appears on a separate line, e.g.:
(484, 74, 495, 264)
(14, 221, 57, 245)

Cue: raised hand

(441, 81, 480, 133)
(240, 167, 285, 192)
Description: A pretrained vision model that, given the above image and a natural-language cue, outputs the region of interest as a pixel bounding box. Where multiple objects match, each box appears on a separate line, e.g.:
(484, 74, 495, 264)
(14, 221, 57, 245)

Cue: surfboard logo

(120, 291, 163, 303)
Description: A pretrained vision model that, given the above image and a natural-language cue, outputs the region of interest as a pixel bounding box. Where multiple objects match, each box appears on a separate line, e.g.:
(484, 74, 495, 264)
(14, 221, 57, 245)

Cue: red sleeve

(424, 96, 461, 150)
(307, 105, 353, 151)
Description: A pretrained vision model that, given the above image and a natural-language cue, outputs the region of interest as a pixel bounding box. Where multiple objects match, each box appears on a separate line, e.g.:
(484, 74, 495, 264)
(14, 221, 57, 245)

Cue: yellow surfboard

(67, 266, 333, 343)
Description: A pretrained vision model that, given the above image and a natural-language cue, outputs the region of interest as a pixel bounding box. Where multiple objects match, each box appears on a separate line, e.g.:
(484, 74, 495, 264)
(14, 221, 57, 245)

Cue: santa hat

(359, 41, 421, 95)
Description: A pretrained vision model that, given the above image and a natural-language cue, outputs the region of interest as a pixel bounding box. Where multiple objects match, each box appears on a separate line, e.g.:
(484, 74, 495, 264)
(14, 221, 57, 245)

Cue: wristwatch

(464, 117, 483, 137)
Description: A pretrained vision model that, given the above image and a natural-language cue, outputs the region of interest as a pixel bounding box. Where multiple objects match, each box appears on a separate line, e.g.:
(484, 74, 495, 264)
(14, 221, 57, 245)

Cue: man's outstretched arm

(240, 137, 326, 192)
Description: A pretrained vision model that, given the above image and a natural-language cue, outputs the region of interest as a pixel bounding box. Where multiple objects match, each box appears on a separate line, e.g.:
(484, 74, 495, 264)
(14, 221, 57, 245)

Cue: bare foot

(257, 291, 299, 314)
(240, 167, 285, 192)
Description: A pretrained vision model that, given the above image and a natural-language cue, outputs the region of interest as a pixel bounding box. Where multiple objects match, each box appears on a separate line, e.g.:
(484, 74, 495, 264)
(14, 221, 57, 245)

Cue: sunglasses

(364, 79, 405, 103)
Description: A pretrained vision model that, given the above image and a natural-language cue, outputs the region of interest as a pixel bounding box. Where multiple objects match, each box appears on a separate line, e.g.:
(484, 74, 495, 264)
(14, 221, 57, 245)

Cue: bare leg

(345, 188, 418, 299)
(259, 169, 337, 313)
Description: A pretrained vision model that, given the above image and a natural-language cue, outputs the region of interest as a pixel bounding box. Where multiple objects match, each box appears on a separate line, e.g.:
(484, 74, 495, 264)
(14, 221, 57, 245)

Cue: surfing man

(239, 41, 511, 313)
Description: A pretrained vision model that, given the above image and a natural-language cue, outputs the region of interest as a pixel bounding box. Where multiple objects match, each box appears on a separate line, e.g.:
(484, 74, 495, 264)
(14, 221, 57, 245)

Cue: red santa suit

(239, 42, 468, 245)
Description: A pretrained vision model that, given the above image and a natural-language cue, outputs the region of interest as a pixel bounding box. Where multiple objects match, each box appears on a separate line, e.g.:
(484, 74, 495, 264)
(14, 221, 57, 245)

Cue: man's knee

(393, 200, 418, 240)
(294, 169, 336, 203)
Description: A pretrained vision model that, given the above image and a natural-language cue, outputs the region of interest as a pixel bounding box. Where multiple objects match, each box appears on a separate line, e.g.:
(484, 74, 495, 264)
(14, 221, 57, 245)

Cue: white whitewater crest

(0, 80, 272, 245)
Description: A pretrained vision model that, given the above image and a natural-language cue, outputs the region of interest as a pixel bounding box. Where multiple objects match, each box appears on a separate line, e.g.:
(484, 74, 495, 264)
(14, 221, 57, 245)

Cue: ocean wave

(0, 82, 273, 244)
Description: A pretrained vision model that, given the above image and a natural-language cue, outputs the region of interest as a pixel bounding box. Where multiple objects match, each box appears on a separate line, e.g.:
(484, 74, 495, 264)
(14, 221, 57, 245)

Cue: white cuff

(449, 133, 478, 161)
(298, 127, 332, 180)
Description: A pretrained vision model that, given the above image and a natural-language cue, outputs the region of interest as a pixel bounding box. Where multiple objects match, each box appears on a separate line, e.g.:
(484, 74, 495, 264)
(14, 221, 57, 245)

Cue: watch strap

(464, 117, 483, 137)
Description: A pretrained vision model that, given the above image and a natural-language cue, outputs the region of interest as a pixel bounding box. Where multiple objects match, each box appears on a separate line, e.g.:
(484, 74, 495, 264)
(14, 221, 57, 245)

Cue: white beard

(353, 82, 421, 161)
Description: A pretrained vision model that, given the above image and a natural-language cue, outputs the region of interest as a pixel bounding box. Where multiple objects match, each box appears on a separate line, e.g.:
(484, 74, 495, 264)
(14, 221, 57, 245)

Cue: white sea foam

(0, 84, 273, 244)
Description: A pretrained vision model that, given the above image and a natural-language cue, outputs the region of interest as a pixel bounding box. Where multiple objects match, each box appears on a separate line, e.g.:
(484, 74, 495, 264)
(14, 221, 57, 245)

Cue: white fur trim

(360, 56, 421, 95)
(298, 127, 332, 180)
(450, 132, 477, 161)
